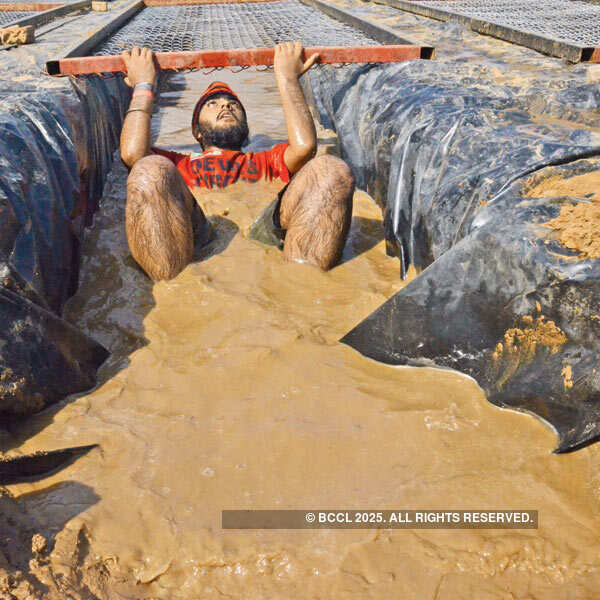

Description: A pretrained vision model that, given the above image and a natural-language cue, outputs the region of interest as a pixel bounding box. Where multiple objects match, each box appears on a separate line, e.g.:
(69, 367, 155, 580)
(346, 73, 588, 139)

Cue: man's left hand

(274, 41, 319, 80)
(122, 46, 157, 88)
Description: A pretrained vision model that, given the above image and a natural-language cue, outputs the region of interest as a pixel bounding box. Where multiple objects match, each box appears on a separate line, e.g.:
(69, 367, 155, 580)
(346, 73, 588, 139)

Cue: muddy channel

(4, 69, 600, 599)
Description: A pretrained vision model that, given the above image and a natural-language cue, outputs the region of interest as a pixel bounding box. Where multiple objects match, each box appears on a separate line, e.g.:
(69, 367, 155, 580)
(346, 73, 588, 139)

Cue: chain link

(419, 0, 600, 46)
(93, 0, 378, 55)
(0, 11, 29, 25)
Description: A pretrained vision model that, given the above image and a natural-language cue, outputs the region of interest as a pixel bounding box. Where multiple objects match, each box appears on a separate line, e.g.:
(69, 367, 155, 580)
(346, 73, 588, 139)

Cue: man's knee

(128, 154, 182, 193)
(126, 155, 194, 281)
(300, 154, 355, 199)
(130, 153, 173, 174)
(281, 155, 354, 270)
(281, 155, 354, 226)
(296, 155, 354, 224)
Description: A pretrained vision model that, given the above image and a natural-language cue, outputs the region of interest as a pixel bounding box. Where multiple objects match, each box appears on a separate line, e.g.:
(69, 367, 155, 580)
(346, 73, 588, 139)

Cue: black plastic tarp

(0, 75, 130, 417)
(306, 61, 600, 452)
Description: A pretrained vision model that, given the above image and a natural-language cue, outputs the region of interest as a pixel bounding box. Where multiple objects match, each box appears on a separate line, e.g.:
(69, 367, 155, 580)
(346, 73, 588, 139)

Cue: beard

(197, 118, 249, 151)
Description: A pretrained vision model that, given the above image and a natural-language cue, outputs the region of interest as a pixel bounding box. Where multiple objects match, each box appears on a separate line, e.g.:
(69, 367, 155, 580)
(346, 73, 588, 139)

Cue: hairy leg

(125, 155, 208, 281)
(279, 154, 354, 270)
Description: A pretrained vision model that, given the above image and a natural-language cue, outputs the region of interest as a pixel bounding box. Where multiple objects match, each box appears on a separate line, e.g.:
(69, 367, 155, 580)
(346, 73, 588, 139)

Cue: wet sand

(523, 159, 600, 259)
(5, 70, 600, 599)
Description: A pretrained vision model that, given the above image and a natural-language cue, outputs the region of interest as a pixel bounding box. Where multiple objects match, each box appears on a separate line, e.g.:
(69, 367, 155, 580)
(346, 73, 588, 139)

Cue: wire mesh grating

(93, 0, 380, 55)
(416, 0, 600, 47)
(0, 10, 30, 23)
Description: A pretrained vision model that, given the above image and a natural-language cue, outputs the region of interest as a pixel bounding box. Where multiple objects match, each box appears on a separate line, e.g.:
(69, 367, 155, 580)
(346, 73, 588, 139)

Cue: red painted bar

(144, 0, 281, 5)
(0, 2, 61, 10)
(47, 45, 428, 76)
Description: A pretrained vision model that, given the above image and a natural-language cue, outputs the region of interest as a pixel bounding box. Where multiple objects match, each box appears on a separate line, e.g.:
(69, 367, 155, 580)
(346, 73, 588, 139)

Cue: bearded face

(195, 94, 249, 151)
(196, 118, 249, 151)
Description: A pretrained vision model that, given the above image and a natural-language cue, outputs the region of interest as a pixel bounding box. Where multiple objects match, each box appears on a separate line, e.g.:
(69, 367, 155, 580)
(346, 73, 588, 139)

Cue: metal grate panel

(416, 0, 600, 46)
(0, 10, 29, 22)
(93, 0, 379, 55)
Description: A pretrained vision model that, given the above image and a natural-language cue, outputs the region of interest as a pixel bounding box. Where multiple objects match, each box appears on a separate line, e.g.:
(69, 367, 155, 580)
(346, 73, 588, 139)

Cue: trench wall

(305, 61, 600, 452)
(2, 27, 599, 453)
(0, 74, 130, 417)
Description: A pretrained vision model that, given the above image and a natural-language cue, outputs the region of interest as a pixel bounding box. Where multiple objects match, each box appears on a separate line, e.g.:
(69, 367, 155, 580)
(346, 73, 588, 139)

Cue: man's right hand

(122, 46, 156, 88)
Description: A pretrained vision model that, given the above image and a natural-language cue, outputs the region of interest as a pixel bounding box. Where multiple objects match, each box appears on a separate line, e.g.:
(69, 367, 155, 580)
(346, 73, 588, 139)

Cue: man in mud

(120, 43, 354, 281)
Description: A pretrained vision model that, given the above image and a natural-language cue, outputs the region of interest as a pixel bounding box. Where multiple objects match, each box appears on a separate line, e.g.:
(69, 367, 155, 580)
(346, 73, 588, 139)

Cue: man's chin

(197, 120, 249, 150)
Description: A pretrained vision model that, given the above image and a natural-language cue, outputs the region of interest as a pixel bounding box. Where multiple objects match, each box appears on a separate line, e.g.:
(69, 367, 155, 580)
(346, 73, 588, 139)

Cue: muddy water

(7, 70, 600, 599)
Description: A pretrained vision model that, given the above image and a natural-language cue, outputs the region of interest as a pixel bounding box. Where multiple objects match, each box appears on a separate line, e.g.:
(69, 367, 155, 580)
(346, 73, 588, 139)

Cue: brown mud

(3, 68, 600, 599)
(526, 163, 600, 202)
(491, 315, 567, 389)
(523, 160, 600, 259)
(545, 203, 600, 259)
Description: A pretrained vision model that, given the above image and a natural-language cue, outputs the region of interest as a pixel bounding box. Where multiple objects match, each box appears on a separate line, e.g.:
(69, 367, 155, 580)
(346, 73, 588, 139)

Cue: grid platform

(93, 0, 380, 55)
(385, 0, 600, 62)
(0, 10, 30, 23)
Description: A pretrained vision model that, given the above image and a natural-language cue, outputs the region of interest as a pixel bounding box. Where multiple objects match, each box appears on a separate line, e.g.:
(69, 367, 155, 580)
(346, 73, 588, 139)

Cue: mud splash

(4, 70, 600, 599)
(492, 315, 567, 389)
(526, 161, 600, 259)
(526, 162, 600, 202)
(545, 203, 600, 259)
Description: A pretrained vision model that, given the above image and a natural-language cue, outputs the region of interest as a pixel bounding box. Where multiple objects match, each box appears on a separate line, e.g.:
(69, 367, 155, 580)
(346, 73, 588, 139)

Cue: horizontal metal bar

(46, 45, 425, 75)
(587, 47, 600, 63)
(1, 0, 89, 29)
(380, 0, 596, 63)
(57, 0, 144, 58)
(144, 0, 281, 4)
(0, 3, 61, 10)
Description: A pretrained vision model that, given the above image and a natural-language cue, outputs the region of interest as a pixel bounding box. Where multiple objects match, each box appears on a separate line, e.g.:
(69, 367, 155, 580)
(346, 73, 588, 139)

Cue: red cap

(191, 82, 245, 139)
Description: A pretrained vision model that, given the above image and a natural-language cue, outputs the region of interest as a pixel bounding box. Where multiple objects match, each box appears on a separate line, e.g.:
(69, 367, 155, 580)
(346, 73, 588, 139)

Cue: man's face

(196, 94, 249, 151)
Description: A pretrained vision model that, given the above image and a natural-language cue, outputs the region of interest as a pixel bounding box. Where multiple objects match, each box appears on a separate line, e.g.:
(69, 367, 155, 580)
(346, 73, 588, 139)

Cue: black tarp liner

(305, 61, 600, 452)
(0, 75, 130, 417)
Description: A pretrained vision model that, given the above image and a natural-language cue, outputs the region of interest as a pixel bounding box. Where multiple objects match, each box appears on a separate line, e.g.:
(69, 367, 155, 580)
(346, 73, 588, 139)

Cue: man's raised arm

(274, 41, 320, 174)
(120, 47, 157, 168)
